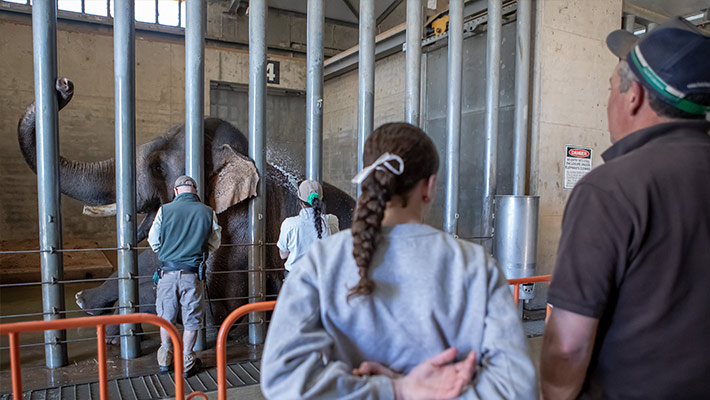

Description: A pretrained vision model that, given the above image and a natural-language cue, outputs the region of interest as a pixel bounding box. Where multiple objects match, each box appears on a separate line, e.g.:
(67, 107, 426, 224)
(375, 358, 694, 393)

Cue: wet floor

(0, 282, 257, 394)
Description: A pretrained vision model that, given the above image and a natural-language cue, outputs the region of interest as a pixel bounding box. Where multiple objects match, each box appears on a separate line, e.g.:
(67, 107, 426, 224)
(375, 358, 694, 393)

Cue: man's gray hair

(617, 61, 637, 93)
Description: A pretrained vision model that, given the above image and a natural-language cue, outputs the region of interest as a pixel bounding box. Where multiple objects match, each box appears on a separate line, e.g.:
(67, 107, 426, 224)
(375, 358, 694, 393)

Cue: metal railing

(216, 301, 277, 400)
(0, 313, 208, 400)
(507, 275, 552, 317)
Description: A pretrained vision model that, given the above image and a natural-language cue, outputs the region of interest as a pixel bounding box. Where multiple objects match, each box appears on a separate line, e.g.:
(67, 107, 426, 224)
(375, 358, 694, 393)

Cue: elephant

(17, 78, 355, 342)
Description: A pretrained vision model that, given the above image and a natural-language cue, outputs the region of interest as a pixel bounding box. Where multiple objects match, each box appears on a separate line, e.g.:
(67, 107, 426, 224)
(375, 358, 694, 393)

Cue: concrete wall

(323, 52, 406, 197)
(530, 0, 623, 274)
(0, 6, 356, 248)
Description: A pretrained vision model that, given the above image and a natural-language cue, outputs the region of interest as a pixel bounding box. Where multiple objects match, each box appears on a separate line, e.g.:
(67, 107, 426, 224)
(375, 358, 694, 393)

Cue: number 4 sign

(266, 60, 280, 84)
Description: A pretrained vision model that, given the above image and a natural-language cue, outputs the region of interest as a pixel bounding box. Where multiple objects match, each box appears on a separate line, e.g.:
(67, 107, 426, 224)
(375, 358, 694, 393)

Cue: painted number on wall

(267, 60, 280, 84)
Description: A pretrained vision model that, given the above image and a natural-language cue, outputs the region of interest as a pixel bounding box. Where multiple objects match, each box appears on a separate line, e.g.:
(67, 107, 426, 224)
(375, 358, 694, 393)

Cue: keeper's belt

(161, 261, 199, 274)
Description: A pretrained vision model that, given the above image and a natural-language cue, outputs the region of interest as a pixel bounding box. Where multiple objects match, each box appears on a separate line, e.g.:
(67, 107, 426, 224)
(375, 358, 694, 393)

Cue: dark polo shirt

(548, 120, 710, 399)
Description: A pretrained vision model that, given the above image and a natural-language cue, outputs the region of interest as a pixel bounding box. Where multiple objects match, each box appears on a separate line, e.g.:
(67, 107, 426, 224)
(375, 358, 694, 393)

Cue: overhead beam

(341, 0, 359, 20)
(376, 0, 404, 26)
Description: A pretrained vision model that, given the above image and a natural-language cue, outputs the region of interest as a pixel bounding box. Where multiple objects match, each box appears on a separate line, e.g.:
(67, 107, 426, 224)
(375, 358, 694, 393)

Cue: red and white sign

(564, 145, 593, 189)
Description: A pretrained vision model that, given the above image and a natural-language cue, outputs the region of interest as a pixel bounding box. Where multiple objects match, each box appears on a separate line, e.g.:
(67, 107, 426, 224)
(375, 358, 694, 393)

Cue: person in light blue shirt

(261, 123, 536, 400)
(277, 180, 339, 276)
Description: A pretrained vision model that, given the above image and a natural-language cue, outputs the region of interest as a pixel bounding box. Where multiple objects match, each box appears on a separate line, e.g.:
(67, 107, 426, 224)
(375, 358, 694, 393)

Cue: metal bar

(306, 0, 325, 182)
(96, 326, 108, 400)
(32, 0, 68, 369)
(512, 0, 531, 195)
(376, 0, 404, 26)
(405, 0, 423, 125)
(444, 0, 464, 236)
(114, 0, 140, 360)
(217, 301, 277, 400)
(186, 0, 206, 351)
(155, 0, 159, 24)
(481, 0, 502, 241)
(624, 13, 636, 32)
(9, 332, 22, 399)
(178, 0, 182, 27)
(357, 0, 375, 193)
(185, 0, 205, 200)
(248, 0, 267, 346)
(0, 313, 192, 400)
(81, 0, 85, 13)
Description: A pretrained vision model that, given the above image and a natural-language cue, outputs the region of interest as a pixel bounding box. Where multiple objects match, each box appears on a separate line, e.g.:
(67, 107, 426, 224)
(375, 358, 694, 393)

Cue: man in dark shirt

(540, 17, 710, 399)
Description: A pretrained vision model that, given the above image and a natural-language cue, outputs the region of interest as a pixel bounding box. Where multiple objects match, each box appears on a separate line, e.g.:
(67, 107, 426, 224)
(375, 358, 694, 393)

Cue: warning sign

(564, 145, 592, 189)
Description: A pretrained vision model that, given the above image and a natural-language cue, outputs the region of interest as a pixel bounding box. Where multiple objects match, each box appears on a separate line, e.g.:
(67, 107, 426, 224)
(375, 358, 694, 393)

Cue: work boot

(157, 344, 173, 373)
(184, 352, 202, 378)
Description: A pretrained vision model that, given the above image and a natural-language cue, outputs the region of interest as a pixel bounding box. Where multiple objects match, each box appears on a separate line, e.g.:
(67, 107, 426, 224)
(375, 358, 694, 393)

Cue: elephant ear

(208, 144, 259, 214)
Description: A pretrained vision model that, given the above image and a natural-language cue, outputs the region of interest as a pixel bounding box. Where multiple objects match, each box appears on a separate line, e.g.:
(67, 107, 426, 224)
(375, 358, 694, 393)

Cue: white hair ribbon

(351, 152, 405, 185)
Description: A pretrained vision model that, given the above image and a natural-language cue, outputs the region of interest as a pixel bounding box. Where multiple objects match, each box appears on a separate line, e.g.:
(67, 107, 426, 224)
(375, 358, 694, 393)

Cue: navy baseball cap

(606, 16, 710, 116)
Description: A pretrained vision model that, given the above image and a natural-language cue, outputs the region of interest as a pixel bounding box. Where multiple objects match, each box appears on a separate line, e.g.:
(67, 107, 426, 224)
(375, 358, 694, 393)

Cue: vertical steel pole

(32, 0, 67, 368)
(624, 14, 636, 32)
(248, 0, 267, 345)
(114, 0, 140, 359)
(357, 0, 375, 184)
(444, 0, 463, 236)
(405, 0, 423, 126)
(482, 0, 502, 241)
(306, 0, 324, 182)
(185, 0, 206, 351)
(512, 0, 531, 196)
(186, 0, 205, 199)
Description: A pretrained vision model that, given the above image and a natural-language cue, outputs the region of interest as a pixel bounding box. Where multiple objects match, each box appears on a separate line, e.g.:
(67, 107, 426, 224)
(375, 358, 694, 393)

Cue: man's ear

(629, 80, 645, 116)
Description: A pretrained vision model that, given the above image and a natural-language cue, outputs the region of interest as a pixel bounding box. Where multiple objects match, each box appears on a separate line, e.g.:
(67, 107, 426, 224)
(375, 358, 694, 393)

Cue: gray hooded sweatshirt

(261, 224, 537, 399)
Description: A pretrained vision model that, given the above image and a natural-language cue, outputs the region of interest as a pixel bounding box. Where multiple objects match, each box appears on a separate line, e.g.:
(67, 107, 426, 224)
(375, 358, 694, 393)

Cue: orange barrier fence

(216, 301, 277, 400)
(507, 275, 553, 316)
(0, 313, 207, 400)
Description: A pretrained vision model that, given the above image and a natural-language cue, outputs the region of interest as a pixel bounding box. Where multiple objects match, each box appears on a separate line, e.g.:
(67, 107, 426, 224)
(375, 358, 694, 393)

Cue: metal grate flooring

(1, 360, 261, 400)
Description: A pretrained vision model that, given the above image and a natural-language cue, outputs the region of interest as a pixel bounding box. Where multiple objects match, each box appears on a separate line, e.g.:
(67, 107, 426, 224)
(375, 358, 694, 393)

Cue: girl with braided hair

(277, 180, 339, 277)
(262, 123, 536, 399)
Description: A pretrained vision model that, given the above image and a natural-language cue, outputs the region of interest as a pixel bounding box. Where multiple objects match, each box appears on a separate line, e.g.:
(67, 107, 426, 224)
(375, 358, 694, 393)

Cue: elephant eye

(151, 162, 165, 177)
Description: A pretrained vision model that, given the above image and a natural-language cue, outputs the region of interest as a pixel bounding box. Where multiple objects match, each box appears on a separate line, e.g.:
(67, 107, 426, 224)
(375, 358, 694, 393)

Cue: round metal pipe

(32, 0, 68, 369)
(357, 0, 376, 191)
(248, 0, 267, 345)
(114, 0, 140, 359)
(493, 195, 539, 300)
(482, 0, 502, 239)
(306, 0, 325, 182)
(405, 0, 423, 126)
(512, 0, 532, 195)
(444, 0, 464, 236)
(185, 0, 205, 199)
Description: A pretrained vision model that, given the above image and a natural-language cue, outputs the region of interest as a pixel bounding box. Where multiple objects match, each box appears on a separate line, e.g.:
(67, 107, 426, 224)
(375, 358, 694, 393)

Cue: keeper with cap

(540, 17, 710, 399)
(277, 180, 339, 277)
(148, 175, 221, 377)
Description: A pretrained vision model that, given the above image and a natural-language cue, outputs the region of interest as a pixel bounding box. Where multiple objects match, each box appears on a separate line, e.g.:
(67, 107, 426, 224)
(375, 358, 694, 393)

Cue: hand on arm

(540, 307, 599, 400)
(354, 349, 476, 400)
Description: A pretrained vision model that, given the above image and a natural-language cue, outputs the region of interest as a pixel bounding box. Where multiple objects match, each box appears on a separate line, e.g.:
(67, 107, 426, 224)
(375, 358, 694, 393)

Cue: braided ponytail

(348, 123, 439, 301)
(311, 197, 325, 239)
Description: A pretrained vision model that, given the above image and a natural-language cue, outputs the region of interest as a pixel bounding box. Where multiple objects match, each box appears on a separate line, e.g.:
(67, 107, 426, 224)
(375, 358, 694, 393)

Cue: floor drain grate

(2, 360, 260, 400)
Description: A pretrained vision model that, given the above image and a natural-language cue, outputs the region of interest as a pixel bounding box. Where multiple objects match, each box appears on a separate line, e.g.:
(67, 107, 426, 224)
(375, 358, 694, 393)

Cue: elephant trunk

(17, 79, 117, 206)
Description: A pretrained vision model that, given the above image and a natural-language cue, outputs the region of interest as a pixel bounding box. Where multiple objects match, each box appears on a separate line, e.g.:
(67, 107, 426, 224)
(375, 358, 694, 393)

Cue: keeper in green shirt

(148, 175, 221, 377)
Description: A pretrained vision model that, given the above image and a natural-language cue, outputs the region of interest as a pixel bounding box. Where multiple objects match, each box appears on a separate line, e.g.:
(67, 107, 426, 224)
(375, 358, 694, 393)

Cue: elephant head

(18, 78, 259, 239)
